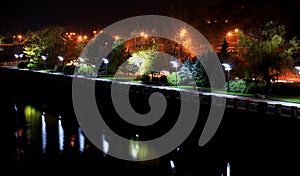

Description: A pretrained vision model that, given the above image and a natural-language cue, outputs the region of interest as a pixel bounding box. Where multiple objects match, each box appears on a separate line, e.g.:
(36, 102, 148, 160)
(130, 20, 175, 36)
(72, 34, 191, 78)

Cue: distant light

(41, 55, 47, 60)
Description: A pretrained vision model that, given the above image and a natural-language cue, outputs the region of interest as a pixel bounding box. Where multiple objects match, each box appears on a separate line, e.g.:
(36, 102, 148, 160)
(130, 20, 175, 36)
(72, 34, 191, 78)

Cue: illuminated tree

(23, 26, 66, 67)
(237, 21, 300, 94)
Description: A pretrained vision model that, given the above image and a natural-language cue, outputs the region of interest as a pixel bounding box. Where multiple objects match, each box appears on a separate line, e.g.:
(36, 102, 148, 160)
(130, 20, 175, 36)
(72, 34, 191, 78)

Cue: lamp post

(295, 66, 300, 75)
(102, 58, 109, 76)
(78, 57, 84, 65)
(58, 56, 64, 72)
(14, 54, 23, 63)
(170, 60, 180, 86)
(222, 63, 232, 92)
(41, 55, 47, 68)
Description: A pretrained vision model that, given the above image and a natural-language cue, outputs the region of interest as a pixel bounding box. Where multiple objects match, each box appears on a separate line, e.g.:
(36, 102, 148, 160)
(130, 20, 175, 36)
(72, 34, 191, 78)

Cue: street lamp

(78, 57, 84, 65)
(14, 53, 23, 63)
(222, 63, 232, 92)
(58, 56, 64, 72)
(170, 60, 180, 86)
(295, 66, 300, 75)
(102, 58, 109, 75)
(41, 55, 47, 68)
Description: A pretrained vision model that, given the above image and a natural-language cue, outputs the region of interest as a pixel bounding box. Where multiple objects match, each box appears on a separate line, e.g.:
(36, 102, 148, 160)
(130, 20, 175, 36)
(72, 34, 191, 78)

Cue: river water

(1, 68, 300, 175)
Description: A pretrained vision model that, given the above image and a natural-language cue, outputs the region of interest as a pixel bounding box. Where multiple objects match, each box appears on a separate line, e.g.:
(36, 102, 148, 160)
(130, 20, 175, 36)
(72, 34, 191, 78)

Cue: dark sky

(1, 0, 171, 34)
(1, 0, 300, 37)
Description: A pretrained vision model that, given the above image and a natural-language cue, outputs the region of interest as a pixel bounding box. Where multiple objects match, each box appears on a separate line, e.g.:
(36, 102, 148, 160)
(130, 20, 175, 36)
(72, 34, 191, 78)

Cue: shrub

(160, 75, 168, 85)
(78, 64, 96, 77)
(140, 74, 150, 83)
(167, 72, 181, 86)
(271, 82, 300, 96)
(17, 61, 28, 68)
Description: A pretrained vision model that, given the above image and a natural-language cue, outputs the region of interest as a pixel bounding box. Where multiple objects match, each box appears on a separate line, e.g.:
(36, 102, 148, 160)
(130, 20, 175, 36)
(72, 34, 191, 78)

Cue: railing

(0, 61, 19, 66)
(1, 66, 299, 119)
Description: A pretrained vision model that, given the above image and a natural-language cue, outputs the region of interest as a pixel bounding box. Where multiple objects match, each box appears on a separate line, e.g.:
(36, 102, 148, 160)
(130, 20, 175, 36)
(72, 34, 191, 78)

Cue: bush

(140, 74, 150, 83)
(271, 82, 300, 96)
(78, 64, 96, 77)
(17, 61, 28, 68)
(27, 62, 42, 69)
(63, 65, 75, 74)
(167, 72, 181, 86)
(229, 79, 266, 94)
(160, 75, 168, 85)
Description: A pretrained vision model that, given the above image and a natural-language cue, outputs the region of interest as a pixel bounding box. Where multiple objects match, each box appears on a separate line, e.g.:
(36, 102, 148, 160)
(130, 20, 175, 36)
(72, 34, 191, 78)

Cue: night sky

(1, 0, 300, 37)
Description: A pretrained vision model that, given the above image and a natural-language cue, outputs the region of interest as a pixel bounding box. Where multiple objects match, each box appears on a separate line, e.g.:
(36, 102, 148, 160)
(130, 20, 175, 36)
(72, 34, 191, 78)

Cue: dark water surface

(1, 68, 300, 175)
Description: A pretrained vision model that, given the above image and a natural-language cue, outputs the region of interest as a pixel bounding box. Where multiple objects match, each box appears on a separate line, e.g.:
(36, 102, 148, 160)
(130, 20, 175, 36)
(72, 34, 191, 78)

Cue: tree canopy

(237, 21, 300, 94)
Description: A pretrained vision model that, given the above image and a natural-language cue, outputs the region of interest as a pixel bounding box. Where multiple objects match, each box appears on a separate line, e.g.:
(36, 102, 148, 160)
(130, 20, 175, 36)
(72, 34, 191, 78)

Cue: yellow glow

(140, 32, 145, 36)
(17, 35, 22, 39)
(115, 36, 119, 40)
(83, 35, 88, 39)
(180, 29, 187, 38)
(144, 34, 148, 39)
(227, 32, 232, 37)
(234, 28, 239, 33)
(24, 105, 37, 120)
(129, 139, 150, 160)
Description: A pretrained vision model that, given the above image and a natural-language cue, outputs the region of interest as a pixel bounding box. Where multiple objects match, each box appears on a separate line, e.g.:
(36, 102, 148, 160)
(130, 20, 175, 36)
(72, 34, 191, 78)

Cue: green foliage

(63, 64, 75, 74)
(237, 21, 300, 94)
(78, 64, 96, 77)
(140, 74, 150, 83)
(229, 79, 266, 94)
(17, 61, 28, 68)
(219, 37, 230, 62)
(24, 26, 66, 66)
(178, 51, 210, 88)
(108, 39, 131, 74)
(27, 62, 42, 69)
(128, 50, 158, 75)
(167, 72, 181, 86)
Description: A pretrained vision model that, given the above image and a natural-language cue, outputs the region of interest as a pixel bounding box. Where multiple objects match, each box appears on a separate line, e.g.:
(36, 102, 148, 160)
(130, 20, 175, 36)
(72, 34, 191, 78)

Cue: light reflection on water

(7, 100, 232, 175)
(78, 127, 85, 154)
(58, 116, 64, 153)
(41, 114, 46, 154)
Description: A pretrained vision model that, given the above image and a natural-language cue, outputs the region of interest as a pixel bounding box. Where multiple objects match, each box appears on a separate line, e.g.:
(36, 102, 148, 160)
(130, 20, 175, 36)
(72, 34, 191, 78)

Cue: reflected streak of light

(58, 117, 64, 153)
(227, 162, 230, 176)
(41, 115, 47, 154)
(78, 128, 85, 153)
(14, 103, 18, 111)
(101, 133, 109, 156)
(170, 160, 176, 173)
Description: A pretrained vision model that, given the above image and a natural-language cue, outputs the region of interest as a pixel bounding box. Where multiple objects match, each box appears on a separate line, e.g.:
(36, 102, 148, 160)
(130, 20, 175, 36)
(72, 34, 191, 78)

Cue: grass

(268, 95, 300, 103)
